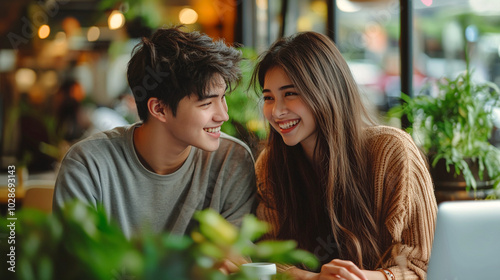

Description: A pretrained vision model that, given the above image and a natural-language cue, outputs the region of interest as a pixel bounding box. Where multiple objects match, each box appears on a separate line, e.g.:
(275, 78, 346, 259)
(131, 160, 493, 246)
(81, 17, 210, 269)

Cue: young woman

(252, 31, 437, 280)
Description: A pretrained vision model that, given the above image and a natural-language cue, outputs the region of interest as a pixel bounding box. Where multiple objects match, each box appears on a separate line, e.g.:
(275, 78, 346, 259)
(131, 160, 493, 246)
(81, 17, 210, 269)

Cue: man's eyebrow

(198, 83, 228, 101)
(198, 93, 222, 101)
(262, 84, 295, 93)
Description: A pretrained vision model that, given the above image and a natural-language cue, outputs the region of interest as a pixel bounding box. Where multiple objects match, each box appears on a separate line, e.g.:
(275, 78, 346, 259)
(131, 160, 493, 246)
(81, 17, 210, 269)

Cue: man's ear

(147, 98, 171, 122)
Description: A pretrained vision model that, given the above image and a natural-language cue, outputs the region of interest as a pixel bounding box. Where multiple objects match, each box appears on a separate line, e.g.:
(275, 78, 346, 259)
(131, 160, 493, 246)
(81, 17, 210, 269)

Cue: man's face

(164, 74, 229, 152)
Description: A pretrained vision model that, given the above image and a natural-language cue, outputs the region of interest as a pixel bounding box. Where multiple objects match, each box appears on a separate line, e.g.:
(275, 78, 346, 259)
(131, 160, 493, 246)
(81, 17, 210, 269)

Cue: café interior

(1, 0, 500, 278)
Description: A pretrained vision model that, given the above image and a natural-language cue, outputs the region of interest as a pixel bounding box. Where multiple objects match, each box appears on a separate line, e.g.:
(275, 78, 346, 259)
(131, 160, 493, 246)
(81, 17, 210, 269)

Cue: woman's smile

(263, 67, 317, 151)
(277, 119, 301, 132)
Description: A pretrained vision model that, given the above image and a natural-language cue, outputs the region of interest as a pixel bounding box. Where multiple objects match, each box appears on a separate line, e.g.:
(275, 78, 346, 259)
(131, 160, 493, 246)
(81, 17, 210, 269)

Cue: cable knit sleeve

(367, 126, 438, 280)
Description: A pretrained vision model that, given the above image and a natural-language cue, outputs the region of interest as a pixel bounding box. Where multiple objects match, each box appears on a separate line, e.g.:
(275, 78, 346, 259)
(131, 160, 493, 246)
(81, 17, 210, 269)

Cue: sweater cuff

(276, 263, 296, 274)
(386, 266, 422, 280)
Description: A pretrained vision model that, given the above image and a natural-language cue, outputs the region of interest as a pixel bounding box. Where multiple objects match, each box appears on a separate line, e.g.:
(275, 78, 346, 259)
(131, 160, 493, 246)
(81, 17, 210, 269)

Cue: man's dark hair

(127, 26, 242, 121)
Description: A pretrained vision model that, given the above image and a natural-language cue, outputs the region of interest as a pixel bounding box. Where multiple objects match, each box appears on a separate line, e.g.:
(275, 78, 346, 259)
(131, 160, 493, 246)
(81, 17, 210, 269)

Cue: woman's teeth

(279, 120, 299, 129)
(204, 127, 221, 133)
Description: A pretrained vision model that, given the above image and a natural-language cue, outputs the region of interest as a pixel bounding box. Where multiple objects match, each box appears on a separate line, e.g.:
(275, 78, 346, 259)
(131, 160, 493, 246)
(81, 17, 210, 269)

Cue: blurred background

(1, 0, 500, 175)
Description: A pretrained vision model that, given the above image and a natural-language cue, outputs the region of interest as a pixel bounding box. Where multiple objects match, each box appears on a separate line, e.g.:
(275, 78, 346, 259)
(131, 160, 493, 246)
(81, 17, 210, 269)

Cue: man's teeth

(279, 120, 299, 129)
(204, 127, 221, 133)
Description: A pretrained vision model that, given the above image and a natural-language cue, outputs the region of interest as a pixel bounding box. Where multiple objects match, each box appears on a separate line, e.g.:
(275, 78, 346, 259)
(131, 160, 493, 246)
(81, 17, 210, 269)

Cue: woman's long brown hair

(252, 32, 381, 269)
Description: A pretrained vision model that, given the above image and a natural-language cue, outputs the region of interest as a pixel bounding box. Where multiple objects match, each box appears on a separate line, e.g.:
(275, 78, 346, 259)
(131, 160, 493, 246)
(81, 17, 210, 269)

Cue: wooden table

(0, 170, 56, 204)
(0, 186, 25, 204)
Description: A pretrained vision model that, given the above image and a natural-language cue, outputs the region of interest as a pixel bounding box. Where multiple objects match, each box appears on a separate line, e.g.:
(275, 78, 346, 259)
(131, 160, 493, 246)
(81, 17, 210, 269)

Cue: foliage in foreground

(0, 201, 318, 279)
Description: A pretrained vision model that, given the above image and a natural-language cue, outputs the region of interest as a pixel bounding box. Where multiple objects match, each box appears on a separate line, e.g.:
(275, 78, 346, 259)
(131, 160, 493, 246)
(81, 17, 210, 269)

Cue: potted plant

(389, 58, 500, 201)
(0, 200, 318, 280)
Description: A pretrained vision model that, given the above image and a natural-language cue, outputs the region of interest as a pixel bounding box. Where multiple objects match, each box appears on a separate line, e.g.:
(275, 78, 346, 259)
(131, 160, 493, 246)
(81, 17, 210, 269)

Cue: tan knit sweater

(256, 125, 438, 280)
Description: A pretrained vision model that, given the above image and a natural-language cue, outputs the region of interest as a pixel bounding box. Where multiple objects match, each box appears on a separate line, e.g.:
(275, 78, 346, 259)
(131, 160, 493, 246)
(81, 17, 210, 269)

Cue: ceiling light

(179, 8, 198, 25)
(108, 10, 125, 30)
(38, 25, 50, 39)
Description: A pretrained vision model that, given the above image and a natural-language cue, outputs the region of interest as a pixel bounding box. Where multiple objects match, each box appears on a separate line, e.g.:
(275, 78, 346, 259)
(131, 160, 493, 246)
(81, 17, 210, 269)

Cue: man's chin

(194, 140, 220, 152)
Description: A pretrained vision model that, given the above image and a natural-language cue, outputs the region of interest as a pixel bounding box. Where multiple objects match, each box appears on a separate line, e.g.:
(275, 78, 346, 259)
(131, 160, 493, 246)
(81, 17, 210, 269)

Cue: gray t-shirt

(53, 123, 256, 238)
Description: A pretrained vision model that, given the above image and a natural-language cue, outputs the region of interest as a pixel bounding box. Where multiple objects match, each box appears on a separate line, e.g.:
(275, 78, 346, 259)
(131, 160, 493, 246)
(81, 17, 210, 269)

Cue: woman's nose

(272, 99, 288, 118)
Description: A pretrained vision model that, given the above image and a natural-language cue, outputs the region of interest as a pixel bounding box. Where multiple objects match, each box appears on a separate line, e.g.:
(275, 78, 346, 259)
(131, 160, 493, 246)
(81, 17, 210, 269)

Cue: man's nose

(214, 99, 229, 122)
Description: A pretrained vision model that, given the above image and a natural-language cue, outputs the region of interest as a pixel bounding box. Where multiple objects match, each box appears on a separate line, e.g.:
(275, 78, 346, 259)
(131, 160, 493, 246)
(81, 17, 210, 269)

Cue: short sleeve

(217, 138, 257, 227)
(52, 146, 100, 211)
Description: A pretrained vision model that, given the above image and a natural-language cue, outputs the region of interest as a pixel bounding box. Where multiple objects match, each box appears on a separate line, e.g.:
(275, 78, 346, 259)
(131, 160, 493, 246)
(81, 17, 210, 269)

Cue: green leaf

(254, 240, 298, 257)
(252, 240, 319, 270)
(194, 209, 238, 246)
(38, 256, 53, 280)
(238, 214, 270, 242)
(198, 242, 225, 260)
(161, 234, 193, 250)
(285, 249, 320, 270)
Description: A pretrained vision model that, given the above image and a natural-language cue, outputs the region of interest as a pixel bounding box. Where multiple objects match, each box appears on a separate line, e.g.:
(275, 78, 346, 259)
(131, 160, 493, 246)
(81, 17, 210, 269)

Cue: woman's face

(262, 67, 317, 153)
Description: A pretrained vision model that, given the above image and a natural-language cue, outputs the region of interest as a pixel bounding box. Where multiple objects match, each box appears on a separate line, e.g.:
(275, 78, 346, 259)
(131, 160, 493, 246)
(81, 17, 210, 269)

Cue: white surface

(427, 200, 500, 280)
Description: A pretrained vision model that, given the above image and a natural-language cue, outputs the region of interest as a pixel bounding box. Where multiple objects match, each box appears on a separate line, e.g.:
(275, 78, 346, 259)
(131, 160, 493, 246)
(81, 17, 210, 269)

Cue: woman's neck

(300, 139, 316, 163)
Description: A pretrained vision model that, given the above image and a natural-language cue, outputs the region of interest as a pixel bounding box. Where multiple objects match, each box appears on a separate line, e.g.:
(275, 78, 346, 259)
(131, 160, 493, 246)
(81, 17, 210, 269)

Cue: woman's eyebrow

(262, 84, 295, 93)
(279, 84, 295, 90)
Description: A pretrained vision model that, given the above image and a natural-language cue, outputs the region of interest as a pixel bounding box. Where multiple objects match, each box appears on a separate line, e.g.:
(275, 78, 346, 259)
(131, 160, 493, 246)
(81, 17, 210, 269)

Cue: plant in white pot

(389, 59, 500, 201)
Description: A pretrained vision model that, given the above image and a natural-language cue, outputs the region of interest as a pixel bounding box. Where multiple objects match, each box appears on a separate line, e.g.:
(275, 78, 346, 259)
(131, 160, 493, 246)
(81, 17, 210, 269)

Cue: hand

(218, 259, 240, 275)
(217, 254, 249, 275)
(301, 259, 368, 280)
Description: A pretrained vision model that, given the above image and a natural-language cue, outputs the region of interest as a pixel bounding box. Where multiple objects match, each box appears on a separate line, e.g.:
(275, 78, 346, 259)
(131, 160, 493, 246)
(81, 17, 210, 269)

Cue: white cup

(241, 263, 277, 280)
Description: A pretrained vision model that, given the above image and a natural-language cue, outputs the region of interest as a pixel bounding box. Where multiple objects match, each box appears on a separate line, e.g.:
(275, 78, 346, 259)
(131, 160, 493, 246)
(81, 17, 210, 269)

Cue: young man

(53, 27, 256, 238)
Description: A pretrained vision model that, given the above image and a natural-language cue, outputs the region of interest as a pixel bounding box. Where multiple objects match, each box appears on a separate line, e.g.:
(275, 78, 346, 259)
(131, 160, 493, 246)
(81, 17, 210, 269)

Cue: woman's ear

(147, 98, 170, 122)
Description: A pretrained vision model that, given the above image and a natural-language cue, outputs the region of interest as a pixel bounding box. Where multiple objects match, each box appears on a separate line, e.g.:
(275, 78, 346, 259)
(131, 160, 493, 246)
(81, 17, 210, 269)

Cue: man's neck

(133, 122, 191, 175)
